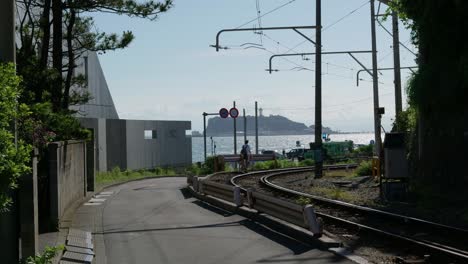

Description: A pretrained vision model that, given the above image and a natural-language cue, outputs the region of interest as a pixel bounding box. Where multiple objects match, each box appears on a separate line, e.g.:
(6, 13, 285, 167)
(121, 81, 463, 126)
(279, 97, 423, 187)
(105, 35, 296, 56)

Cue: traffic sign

(219, 108, 229, 118)
(229, 107, 239, 118)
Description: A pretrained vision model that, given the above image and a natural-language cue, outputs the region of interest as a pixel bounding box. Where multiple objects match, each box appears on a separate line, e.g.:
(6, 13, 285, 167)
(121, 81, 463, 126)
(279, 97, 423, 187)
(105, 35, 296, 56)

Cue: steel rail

(230, 164, 356, 191)
(261, 170, 468, 235)
(318, 212, 468, 262)
(259, 169, 468, 262)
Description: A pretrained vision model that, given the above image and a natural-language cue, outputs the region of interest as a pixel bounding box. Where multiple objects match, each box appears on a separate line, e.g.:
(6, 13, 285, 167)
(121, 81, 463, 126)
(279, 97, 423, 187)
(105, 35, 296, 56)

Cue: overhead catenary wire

(226, 0, 371, 76)
(283, 0, 370, 54)
(376, 19, 417, 56)
(236, 0, 298, 29)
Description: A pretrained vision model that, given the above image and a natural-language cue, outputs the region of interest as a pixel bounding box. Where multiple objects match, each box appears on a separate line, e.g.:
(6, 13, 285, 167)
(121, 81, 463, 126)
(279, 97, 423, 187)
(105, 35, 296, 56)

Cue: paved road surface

(72, 177, 353, 264)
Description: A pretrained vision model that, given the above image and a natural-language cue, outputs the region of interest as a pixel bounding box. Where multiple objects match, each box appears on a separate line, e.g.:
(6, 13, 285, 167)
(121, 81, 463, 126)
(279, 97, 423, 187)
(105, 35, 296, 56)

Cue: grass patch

(312, 187, 360, 204)
(96, 167, 177, 188)
(253, 160, 298, 170)
(354, 160, 372, 176)
(323, 169, 356, 178)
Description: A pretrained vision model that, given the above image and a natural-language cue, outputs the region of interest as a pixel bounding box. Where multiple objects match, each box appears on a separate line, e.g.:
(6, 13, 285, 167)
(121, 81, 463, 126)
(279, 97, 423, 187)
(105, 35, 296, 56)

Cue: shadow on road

(179, 187, 193, 199)
(191, 199, 235, 217)
(95, 221, 244, 235)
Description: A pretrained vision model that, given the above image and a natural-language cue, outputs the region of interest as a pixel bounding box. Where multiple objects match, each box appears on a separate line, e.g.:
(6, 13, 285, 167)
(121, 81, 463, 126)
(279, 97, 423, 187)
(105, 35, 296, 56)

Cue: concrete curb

(187, 186, 340, 249)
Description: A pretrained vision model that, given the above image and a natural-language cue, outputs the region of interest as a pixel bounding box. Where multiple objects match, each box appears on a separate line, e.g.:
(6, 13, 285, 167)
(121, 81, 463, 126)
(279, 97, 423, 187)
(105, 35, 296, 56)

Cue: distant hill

(205, 115, 336, 136)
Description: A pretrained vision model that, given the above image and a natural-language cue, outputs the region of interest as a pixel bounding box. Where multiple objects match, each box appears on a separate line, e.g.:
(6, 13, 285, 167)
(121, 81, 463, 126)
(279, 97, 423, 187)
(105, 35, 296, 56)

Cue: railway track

(228, 166, 468, 263)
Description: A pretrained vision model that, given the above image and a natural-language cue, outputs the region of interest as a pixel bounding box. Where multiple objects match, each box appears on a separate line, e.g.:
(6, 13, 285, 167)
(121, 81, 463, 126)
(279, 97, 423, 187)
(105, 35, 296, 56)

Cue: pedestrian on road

(240, 140, 251, 172)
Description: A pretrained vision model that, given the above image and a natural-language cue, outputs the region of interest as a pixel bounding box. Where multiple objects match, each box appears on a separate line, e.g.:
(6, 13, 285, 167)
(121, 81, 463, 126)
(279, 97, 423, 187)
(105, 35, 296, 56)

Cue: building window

(84, 56, 89, 86)
(144, 130, 157, 139)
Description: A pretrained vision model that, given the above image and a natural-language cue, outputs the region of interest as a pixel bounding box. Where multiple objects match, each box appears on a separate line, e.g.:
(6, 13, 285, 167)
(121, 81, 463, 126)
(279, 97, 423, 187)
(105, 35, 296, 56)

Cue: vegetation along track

(236, 167, 468, 263)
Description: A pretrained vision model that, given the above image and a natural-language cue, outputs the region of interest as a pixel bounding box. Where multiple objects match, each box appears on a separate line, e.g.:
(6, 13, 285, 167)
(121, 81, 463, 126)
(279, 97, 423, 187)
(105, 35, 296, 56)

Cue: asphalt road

(83, 177, 353, 264)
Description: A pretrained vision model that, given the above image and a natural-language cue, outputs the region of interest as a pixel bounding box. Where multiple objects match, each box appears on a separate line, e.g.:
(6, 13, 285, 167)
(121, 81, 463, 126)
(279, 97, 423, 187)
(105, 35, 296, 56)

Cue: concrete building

(72, 52, 192, 171)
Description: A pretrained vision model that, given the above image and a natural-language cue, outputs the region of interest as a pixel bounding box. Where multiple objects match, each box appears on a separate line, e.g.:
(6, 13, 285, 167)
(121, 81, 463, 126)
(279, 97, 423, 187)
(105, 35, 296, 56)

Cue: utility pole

(370, 0, 382, 157)
(255, 101, 259, 154)
(243, 109, 247, 142)
(233, 101, 237, 155)
(314, 0, 323, 178)
(392, 10, 403, 118)
(203, 112, 207, 162)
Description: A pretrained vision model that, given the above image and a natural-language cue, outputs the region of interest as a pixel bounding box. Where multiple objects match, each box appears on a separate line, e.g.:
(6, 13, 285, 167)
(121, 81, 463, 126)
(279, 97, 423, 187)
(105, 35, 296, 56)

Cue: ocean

(192, 133, 377, 162)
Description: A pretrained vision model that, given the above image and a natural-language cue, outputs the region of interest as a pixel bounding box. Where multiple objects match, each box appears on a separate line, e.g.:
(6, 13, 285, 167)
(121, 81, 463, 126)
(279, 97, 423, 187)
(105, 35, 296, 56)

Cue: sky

(90, 0, 417, 132)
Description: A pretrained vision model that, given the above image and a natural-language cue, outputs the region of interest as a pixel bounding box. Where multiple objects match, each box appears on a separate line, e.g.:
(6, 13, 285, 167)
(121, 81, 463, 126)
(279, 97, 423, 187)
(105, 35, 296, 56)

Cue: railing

(189, 175, 322, 236)
(219, 154, 276, 163)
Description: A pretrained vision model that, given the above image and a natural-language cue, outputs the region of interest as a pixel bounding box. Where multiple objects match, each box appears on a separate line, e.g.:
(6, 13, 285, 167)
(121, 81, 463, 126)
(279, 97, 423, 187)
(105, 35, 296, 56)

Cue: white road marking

(84, 203, 102, 206)
(89, 198, 106, 203)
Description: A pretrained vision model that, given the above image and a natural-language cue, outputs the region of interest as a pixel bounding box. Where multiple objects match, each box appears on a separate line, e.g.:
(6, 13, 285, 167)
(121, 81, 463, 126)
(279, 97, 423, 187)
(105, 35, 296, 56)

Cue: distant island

(192, 114, 337, 137)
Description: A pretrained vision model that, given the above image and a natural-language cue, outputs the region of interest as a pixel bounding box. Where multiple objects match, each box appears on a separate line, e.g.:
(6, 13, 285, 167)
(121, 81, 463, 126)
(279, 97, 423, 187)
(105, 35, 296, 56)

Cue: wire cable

(283, 0, 370, 54)
(376, 19, 417, 56)
(236, 0, 298, 29)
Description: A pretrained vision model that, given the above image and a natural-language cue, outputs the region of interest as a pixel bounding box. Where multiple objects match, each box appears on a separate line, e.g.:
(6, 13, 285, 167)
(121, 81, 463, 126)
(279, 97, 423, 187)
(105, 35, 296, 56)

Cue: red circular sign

(219, 108, 229, 118)
(229, 107, 239, 118)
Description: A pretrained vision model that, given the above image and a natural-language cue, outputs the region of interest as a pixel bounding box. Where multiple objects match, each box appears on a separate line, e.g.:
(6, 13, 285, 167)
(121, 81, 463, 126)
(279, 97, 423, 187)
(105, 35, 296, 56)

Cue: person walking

(240, 140, 251, 172)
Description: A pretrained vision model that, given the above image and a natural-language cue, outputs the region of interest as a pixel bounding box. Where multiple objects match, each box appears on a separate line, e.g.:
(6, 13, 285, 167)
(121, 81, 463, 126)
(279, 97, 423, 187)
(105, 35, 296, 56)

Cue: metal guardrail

(220, 154, 276, 163)
(250, 191, 305, 228)
(188, 174, 322, 236)
(202, 180, 235, 203)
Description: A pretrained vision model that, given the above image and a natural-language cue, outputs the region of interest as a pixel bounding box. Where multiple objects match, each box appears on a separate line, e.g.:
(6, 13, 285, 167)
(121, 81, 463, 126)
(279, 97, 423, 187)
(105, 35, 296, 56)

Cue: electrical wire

(376, 19, 417, 56)
(283, 0, 370, 54)
(236, 0, 298, 29)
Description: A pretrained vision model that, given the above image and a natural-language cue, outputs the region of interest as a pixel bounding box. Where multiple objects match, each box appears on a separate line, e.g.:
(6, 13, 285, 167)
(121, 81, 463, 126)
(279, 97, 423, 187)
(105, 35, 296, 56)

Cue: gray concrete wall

(77, 118, 107, 171)
(125, 120, 192, 170)
(106, 119, 127, 170)
(71, 51, 119, 119)
(78, 118, 192, 171)
(48, 141, 87, 227)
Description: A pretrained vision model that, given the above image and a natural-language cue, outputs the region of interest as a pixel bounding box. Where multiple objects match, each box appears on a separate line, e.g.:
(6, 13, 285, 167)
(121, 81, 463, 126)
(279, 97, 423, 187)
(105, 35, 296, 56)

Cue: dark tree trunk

(63, 8, 76, 110)
(39, 0, 52, 69)
(52, 0, 63, 111)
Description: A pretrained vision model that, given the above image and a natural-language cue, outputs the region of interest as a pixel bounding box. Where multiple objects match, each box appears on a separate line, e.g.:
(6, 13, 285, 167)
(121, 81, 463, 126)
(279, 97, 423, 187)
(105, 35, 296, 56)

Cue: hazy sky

(91, 0, 417, 132)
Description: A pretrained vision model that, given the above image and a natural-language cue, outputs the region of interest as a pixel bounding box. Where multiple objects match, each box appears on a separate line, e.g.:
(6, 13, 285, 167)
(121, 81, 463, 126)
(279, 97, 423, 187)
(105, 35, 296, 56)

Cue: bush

(298, 159, 314, 166)
(354, 160, 372, 176)
(253, 160, 298, 170)
(353, 144, 374, 156)
(0, 63, 32, 211)
(25, 245, 64, 264)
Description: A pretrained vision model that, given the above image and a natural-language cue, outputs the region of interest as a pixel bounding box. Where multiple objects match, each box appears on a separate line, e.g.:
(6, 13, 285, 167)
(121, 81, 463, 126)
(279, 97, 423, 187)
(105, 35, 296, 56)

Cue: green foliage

(25, 245, 64, 264)
(296, 196, 312, 206)
(354, 160, 372, 177)
(202, 156, 216, 174)
(392, 106, 417, 133)
(253, 160, 298, 170)
(0, 63, 32, 211)
(385, 1, 467, 196)
(298, 159, 314, 166)
(185, 163, 203, 176)
(353, 144, 373, 157)
(96, 166, 176, 187)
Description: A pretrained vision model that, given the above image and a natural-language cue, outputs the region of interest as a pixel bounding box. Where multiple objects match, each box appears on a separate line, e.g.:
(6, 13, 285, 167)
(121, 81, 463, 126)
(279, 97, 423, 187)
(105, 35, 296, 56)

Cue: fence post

(233, 186, 242, 207)
(199, 180, 204, 194)
(48, 142, 60, 229)
(86, 135, 95, 192)
(246, 188, 254, 208)
(303, 204, 322, 237)
(193, 176, 199, 192)
(19, 148, 39, 258)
